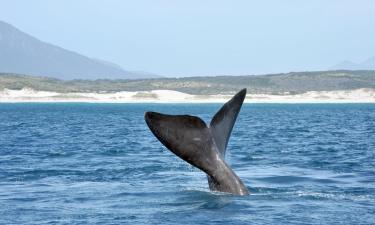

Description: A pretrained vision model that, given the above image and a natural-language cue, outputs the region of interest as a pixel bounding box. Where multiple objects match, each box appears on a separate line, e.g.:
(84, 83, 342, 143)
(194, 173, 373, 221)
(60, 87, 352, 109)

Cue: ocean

(0, 103, 374, 224)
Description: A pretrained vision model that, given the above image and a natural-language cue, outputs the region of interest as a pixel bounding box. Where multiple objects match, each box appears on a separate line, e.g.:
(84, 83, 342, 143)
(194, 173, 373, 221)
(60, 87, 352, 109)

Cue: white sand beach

(1, 88, 375, 103)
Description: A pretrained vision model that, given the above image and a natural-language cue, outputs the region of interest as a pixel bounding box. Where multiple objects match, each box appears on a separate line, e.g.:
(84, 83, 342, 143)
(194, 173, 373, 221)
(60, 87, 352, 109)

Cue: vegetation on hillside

(1, 70, 375, 95)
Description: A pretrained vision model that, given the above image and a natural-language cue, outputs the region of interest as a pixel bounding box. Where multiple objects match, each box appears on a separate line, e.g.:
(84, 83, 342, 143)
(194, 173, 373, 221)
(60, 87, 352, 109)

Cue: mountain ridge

(0, 20, 160, 80)
(330, 57, 375, 70)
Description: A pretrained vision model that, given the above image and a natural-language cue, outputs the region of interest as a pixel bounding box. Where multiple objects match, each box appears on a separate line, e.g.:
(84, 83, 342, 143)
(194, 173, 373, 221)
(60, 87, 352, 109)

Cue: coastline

(1, 88, 375, 103)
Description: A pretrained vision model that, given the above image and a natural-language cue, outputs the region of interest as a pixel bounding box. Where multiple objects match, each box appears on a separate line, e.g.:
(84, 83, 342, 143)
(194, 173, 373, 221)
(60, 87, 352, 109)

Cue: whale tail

(144, 89, 248, 195)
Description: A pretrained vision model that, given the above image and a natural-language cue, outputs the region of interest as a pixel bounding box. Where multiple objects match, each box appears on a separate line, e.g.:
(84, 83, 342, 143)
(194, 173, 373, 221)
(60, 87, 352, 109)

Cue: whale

(144, 89, 249, 195)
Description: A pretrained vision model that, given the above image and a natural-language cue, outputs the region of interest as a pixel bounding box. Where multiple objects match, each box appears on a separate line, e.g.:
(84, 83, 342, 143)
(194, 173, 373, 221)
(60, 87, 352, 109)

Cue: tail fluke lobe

(210, 88, 246, 156)
(144, 112, 221, 174)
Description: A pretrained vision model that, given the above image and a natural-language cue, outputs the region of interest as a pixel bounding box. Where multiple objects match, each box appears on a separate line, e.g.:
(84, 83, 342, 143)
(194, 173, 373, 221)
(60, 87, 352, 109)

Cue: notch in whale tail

(144, 89, 248, 195)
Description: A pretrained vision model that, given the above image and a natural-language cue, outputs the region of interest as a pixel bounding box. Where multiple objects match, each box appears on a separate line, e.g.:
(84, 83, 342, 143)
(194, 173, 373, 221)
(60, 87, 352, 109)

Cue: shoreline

(1, 101, 375, 104)
(1, 88, 375, 104)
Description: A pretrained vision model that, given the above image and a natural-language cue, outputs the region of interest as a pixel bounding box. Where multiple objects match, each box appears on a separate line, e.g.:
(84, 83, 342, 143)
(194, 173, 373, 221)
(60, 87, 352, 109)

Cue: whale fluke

(144, 112, 218, 173)
(210, 88, 246, 156)
(144, 89, 249, 195)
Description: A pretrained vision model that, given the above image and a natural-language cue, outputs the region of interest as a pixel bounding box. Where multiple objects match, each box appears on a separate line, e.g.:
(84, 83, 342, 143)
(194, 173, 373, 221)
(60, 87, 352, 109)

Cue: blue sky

(1, 0, 375, 77)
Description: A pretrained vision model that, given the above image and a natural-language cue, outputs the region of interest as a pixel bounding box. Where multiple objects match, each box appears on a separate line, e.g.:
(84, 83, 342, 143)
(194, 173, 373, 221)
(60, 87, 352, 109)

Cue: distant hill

(1, 70, 375, 95)
(330, 57, 375, 70)
(0, 21, 161, 80)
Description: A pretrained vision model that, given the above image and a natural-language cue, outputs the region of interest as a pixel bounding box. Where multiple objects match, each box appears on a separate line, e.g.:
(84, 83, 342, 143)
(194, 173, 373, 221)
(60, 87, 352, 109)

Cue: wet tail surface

(145, 89, 249, 195)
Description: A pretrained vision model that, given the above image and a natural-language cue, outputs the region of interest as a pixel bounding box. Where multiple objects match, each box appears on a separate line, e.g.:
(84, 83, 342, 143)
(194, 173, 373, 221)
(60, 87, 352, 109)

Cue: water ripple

(0, 103, 374, 224)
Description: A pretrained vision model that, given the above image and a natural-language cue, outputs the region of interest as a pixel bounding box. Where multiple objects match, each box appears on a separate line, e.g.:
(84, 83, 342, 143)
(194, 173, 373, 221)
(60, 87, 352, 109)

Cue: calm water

(0, 103, 374, 224)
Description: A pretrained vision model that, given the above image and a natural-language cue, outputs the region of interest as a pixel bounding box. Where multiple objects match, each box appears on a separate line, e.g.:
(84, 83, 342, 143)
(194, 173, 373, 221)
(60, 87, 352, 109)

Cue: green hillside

(1, 70, 375, 95)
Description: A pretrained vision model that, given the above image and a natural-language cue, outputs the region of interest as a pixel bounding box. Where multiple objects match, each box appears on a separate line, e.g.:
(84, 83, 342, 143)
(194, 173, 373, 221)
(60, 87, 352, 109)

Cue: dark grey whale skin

(144, 89, 249, 195)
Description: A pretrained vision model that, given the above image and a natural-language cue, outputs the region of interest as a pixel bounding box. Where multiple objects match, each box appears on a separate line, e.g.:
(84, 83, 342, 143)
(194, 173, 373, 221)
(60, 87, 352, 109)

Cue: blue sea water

(0, 103, 374, 224)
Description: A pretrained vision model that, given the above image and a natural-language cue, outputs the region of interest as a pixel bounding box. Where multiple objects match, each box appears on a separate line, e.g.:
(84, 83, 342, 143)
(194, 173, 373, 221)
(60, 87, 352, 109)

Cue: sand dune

(0, 88, 374, 103)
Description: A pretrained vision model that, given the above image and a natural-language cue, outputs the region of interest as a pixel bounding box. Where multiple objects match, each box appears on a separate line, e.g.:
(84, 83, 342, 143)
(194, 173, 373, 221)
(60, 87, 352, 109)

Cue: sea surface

(0, 103, 374, 224)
